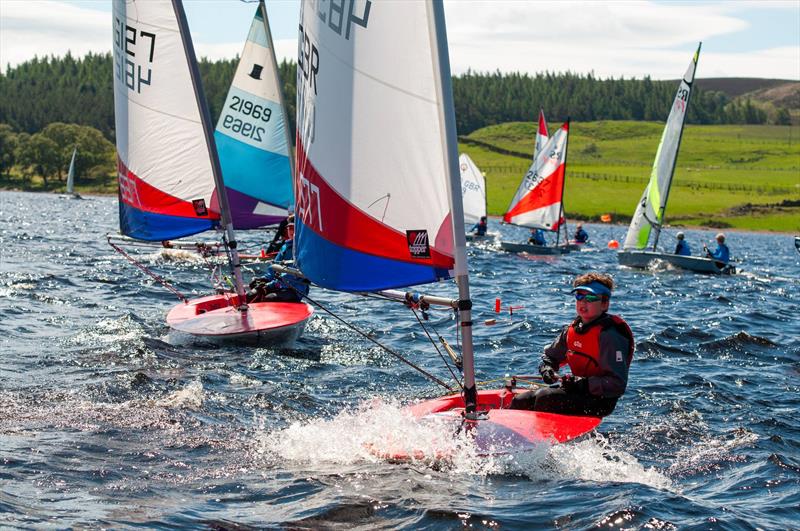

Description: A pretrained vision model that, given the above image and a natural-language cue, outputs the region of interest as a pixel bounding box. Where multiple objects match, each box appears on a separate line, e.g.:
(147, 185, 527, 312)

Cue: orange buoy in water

(607, 239, 619, 249)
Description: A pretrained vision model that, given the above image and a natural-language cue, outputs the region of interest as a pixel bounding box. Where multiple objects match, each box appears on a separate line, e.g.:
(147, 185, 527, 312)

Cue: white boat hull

(618, 250, 734, 274)
(500, 241, 570, 255)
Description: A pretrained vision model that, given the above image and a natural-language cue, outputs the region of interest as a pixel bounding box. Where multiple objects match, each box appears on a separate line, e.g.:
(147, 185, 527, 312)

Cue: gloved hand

(561, 374, 589, 394)
(540, 367, 558, 384)
(249, 277, 266, 289)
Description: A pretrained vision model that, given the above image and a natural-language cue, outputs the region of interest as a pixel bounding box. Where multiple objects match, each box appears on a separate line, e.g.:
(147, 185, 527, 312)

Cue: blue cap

(571, 281, 611, 297)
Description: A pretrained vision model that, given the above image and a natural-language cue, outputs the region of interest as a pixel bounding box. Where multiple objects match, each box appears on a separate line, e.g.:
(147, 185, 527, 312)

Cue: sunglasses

(574, 292, 603, 302)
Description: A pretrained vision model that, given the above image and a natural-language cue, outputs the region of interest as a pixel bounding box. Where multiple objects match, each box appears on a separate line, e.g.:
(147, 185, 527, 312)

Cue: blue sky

(1, 0, 798, 79)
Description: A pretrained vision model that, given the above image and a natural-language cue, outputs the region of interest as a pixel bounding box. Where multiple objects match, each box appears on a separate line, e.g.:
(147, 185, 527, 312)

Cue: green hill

(460, 121, 800, 232)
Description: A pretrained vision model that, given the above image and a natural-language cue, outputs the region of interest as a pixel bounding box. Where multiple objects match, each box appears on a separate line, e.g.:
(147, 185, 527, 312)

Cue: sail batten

(623, 44, 701, 250)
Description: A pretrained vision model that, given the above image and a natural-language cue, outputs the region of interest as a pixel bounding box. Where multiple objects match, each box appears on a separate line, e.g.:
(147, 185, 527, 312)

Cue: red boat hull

(372, 389, 602, 462)
(166, 293, 313, 345)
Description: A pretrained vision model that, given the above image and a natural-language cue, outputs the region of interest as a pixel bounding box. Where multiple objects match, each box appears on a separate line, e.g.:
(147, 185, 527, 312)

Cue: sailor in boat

(510, 273, 634, 418)
(247, 219, 310, 303)
(469, 215, 489, 237)
(529, 228, 547, 246)
(703, 233, 730, 266)
(265, 209, 294, 254)
(674, 232, 691, 256)
(573, 223, 589, 244)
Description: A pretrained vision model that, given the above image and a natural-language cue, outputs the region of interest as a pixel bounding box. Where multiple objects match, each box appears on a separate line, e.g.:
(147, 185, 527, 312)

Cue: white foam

(155, 380, 204, 410)
(255, 399, 670, 483)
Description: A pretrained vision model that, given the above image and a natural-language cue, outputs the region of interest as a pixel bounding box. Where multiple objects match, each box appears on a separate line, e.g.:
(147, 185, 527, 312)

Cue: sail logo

(117, 157, 141, 208)
(406, 230, 431, 259)
(192, 199, 208, 217)
(297, 174, 323, 232)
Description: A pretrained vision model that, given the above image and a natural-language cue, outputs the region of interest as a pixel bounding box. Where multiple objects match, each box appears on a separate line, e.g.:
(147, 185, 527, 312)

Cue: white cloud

(1, 0, 798, 80)
(0, 0, 108, 68)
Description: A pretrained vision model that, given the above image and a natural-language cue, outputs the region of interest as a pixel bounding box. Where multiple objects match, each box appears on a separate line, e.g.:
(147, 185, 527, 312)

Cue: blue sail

(215, 4, 293, 229)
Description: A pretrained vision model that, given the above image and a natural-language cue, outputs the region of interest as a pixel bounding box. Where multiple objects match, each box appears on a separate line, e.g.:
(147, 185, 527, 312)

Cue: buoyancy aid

(565, 314, 634, 377)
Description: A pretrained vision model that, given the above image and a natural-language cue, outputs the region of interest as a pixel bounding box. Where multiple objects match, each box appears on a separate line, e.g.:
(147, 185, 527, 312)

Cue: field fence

(480, 165, 798, 195)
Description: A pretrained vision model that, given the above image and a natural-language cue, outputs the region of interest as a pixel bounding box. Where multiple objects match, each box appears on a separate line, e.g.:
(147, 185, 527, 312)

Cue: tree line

(0, 52, 784, 186)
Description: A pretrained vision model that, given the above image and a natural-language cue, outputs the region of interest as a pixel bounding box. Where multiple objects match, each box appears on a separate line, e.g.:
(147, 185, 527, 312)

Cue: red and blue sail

(294, 2, 456, 292)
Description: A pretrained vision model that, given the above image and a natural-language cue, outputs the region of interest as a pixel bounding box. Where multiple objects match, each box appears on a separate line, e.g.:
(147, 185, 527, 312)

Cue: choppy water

(1, 190, 799, 529)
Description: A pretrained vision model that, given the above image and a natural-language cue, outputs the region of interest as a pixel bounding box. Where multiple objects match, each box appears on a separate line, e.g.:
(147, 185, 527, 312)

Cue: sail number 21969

(220, 95, 271, 141)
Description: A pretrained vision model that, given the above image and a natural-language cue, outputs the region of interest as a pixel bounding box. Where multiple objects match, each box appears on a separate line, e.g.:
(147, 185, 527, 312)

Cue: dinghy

(294, 0, 600, 462)
(460, 154, 491, 241)
(111, 0, 311, 343)
(500, 114, 573, 255)
(60, 147, 82, 199)
(617, 44, 731, 274)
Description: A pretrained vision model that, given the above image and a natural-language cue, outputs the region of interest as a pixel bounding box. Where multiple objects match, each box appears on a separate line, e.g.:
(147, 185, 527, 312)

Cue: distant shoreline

(2, 189, 794, 236)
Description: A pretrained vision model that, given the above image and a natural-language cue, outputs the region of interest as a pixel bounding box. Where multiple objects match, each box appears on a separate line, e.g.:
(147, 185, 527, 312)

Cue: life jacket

(565, 314, 634, 377)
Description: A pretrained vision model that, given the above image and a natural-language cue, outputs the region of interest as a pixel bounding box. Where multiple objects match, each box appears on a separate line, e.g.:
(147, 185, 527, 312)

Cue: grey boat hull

(618, 250, 733, 274)
(500, 241, 570, 255)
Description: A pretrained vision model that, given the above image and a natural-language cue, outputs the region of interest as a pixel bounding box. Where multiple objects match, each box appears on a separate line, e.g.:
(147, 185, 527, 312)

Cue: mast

(259, 0, 296, 181)
(429, 0, 476, 414)
(557, 119, 571, 247)
(173, 0, 248, 307)
(652, 43, 701, 251)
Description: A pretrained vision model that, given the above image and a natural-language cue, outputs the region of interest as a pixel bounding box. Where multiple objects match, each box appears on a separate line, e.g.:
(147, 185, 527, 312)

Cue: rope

(298, 291, 454, 392)
(107, 238, 188, 303)
(410, 307, 463, 391)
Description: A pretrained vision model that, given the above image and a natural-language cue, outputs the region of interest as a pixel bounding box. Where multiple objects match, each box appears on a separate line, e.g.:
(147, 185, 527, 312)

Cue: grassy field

(462, 121, 800, 232)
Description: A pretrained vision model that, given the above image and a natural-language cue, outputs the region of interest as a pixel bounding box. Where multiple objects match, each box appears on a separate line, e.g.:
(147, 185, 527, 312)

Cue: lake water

(1, 191, 798, 529)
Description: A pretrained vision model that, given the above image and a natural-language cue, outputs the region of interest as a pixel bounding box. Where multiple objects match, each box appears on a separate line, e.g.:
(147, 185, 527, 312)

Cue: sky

(1, 0, 798, 80)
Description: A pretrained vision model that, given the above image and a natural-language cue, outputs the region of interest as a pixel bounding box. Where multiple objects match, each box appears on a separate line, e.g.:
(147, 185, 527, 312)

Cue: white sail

(66, 147, 77, 195)
(624, 44, 701, 250)
(460, 154, 486, 226)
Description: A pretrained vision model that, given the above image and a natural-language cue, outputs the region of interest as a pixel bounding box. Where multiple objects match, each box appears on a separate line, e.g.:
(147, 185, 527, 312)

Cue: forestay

(502, 122, 569, 230)
(112, 0, 219, 241)
(459, 154, 486, 226)
(214, 2, 293, 229)
(295, 1, 456, 291)
(623, 45, 701, 250)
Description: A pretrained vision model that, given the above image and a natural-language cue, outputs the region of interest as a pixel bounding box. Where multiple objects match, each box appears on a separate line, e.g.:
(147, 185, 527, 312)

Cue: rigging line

(295, 290, 454, 392)
(410, 307, 463, 391)
(107, 238, 188, 303)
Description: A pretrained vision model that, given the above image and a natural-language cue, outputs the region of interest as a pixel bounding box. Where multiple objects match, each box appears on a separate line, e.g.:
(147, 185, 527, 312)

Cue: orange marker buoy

(260, 248, 267, 258)
(495, 298, 501, 313)
(607, 239, 619, 250)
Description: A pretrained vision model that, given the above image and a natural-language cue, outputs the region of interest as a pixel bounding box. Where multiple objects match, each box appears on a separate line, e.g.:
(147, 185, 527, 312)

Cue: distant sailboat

(293, 0, 599, 461)
(460, 154, 488, 240)
(618, 44, 731, 274)
(500, 118, 572, 255)
(111, 0, 312, 343)
(62, 147, 82, 199)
